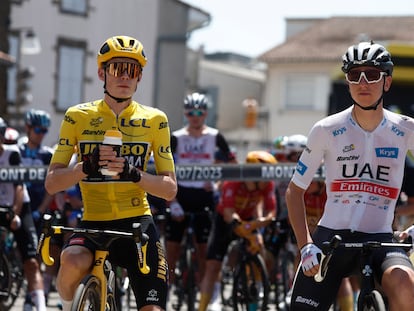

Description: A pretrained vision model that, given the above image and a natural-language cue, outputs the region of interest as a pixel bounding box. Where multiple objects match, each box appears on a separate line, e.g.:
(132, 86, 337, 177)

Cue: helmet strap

(104, 89, 132, 103)
(353, 96, 383, 111)
(103, 72, 132, 103)
(351, 79, 386, 111)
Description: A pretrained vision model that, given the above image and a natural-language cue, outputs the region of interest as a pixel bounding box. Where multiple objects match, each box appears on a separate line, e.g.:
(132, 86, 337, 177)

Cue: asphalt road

(11, 289, 199, 311)
(12, 288, 279, 311)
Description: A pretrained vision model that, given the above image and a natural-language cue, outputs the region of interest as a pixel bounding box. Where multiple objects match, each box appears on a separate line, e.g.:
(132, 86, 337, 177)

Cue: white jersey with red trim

(291, 106, 414, 233)
(172, 126, 218, 188)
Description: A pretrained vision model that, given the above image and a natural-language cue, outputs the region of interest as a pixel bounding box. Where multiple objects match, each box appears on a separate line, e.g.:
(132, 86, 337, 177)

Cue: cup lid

(104, 129, 122, 138)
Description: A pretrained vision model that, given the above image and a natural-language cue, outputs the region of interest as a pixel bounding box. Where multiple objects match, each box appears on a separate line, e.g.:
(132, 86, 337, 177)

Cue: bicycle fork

(357, 250, 375, 310)
(91, 250, 111, 311)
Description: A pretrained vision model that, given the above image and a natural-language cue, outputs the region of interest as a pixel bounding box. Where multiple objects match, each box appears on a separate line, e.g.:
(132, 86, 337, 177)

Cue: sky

(182, 0, 414, 58)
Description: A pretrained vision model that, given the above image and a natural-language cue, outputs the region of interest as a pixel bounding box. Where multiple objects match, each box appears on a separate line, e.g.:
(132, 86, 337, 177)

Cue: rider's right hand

(300, 243, 322, 275)
(399, 225, 414, 244)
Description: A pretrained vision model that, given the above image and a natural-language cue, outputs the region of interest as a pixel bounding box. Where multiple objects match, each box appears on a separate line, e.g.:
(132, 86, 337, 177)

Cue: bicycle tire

(186, 247, 196, 311)
(172, 255, 186, 310)
(107, 289, 117, 311)
(232, 254, 270, 311)
(279, 248, 295, 309)
(71, 275, 102, 311)
(221, 240, 240, 308)
(359, 290, 386, 311)
(0, 249, 23, 311)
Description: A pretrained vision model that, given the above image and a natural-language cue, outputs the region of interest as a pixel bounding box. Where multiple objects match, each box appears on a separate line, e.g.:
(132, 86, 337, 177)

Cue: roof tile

(259, 16, 414, 63)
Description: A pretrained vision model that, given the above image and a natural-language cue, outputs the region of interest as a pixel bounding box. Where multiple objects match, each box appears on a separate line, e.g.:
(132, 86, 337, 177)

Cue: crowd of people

(2, 37, 414, 311)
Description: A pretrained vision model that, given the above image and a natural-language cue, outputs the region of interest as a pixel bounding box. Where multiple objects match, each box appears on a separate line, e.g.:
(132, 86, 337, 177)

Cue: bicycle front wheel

(71, 275, 102, 311)
(359, 290, 386, 311)
(232, 254, 270, 311)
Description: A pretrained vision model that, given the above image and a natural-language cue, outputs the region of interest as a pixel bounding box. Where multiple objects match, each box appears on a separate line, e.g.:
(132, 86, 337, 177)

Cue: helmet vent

(99, 43, 110, 55)
(117, 37, 125, 47)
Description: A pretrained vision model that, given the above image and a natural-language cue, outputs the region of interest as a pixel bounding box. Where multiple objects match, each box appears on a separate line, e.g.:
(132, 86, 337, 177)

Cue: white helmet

(342, 41, 393, 76)
(283, 134, 307, 153)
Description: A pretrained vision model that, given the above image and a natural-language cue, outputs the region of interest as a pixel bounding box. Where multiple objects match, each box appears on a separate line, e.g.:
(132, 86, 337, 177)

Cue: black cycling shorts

(206, 213, 234, 261)
(13, 202, 39, 260)
(165, 186, 214, 243)
(64, 215, 168, 309)
(289, 226, 414, 311)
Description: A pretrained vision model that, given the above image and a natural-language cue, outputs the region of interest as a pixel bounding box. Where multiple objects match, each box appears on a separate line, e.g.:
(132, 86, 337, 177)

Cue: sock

(210, 282, 221, 302)
(43, 273, 53, 294)
(198, 293, 212, 311)
(30, 289, 47, 311)
(337, 294, 354, 311)
(353, 290, 360, 309)
(61, 298, 73, 311)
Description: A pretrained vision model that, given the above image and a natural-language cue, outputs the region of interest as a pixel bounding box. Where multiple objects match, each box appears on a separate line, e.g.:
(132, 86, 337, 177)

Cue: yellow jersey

(51, 100, 175, 221)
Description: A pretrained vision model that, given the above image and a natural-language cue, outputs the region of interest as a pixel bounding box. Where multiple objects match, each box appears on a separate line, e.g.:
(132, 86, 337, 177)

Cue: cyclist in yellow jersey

(45, 35, 177, 311)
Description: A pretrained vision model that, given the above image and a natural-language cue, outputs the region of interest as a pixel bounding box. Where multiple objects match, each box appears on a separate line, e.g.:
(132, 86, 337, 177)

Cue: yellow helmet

(97, 35, 147, 68)
(246, 150, 277, 164)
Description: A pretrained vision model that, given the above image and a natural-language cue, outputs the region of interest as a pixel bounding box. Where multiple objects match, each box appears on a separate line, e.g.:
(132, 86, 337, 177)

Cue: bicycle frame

(231, 237, 270, 311)
(38, 214, 150, 311)
(172, 210, 205, 311)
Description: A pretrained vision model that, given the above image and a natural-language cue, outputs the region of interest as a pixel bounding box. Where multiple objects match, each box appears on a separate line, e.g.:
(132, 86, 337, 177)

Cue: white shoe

(208, 298, 222, 311)
(285, 288, 293, 307)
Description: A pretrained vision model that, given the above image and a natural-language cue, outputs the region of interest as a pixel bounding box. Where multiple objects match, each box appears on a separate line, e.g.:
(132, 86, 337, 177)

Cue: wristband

(121, 162, 141, 183)
(131, 167, 141, 183)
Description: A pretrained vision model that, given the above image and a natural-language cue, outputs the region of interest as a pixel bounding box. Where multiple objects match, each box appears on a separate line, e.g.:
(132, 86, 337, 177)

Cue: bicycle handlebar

(37, 214, 150, 274)
(314, 235, 413, 282)
(314, 235, 342, 282)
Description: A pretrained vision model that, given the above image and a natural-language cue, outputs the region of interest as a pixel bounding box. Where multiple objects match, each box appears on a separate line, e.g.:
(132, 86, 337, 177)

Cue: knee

(382, 266, 414, 299)
(23, 257, 41, 275)
(60, 247, 92, 273)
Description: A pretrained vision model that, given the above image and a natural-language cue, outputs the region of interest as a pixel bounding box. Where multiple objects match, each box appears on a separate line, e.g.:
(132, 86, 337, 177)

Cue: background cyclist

(286, 41, 414, 310)
(197, 150, 277, 311)
(44, 35, 177, 311)
(19, 109, 58, 308)
(0, 117, 47, 311)
(165, 92, 234, 290)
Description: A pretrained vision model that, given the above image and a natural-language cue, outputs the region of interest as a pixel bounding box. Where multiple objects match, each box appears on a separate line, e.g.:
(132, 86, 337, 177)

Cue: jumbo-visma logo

(375, 147, 398, 159)
(79, 142, 148, 156)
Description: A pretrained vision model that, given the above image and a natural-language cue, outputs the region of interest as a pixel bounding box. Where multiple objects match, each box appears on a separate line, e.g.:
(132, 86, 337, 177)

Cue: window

(284, 73, 328, 111)
(56, 39, 86, 111)
(60, 0, 88, 15)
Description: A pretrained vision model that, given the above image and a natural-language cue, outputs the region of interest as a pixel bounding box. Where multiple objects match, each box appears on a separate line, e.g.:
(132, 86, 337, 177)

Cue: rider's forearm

(286, 182, 313, 249)
(13, 184, 24, 215)
(138, 171, 177, 201)
(45, 162, 86, 195)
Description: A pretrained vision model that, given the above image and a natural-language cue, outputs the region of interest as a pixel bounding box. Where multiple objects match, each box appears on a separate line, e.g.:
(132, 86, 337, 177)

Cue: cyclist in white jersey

(286, 41, 414, 310)
(0, 117, 47, 311)
(165, 93, 235, 287)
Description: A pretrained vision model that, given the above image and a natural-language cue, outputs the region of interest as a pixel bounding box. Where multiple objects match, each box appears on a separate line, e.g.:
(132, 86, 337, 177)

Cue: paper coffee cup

(100, 129, 122, 176)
